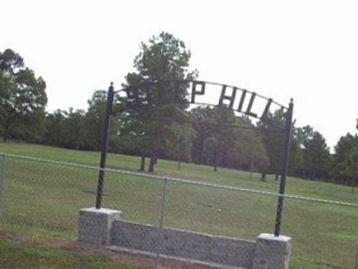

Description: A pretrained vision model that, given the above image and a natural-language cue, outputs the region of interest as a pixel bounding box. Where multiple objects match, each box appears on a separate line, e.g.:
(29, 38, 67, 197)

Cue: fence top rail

(3, 152, 358, 208)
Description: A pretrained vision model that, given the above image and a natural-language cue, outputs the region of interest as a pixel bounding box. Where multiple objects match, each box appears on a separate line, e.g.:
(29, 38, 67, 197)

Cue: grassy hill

(0, 142, 357, 269)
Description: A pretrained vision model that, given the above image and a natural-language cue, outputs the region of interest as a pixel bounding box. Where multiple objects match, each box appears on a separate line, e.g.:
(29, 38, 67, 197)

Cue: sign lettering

(245, 92, 257, 118)
(127, 80, 282, 123)
(237, 90, 247, 112)
(261, 98, 272, 120)
(218, 85, 237, 109)
(191, 81, 206, 103)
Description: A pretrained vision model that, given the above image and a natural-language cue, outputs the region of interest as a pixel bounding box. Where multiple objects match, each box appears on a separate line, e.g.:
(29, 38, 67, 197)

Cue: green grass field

(0, 237, 146, 269)
(0, 142, 357, 269)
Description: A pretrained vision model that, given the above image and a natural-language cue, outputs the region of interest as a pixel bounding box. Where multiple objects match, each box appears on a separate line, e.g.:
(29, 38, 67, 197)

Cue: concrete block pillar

(252, 233, 292, 269)
(78, 207, 122, 245)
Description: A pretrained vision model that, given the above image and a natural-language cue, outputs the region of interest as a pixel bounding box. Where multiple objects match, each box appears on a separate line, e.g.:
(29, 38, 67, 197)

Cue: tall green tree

(331, 133, 358, 184)
(301, 131, 331, 180)
(0, 49, 47, 142)
(62, 108, 88, 150)
(288, 125, 315, 176)
(191, 106, 269, 174)
(287, 126, 303, 176)
(122, 32, 197, 172)
(42, 109, 66, 146)
(165, 122, 196, 170)
(258, 109, 287, 180)
(43, 108, 90, 150)
(343, 145, 358, 192)
(200, 106, 237, 172)
(84, 90, 107, 150)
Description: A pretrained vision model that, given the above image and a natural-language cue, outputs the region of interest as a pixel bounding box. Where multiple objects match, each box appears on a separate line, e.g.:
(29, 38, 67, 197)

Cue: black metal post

(95, 83, 115, 209)
(274, 99, 294, 236)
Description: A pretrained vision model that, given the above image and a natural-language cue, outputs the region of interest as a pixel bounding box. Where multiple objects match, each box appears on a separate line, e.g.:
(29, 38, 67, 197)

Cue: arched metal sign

(121, 80, 289, 130)
(95, 80, 294, 237)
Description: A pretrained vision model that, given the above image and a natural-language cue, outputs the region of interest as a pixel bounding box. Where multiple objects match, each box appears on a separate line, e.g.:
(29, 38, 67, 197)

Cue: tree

(42, 109, 66, 146)
(287, 127, 303, 176)
(301, 131, 331, 180)
(258, 109, 287, 180)
(165, 122, 196, 170)
(43, 108, 90, 150)
(191, 106, 238, 172)
(287, 125, 315, 177)
(61, 108, 88, 150)
(191, 106, 269, 174)
(331, 133, 358, 184)
(343, 145, 358, 193)
(202, 107, 237, 172)
(0, 49, 47, 142)
(84, 90, 107, 151)
(122, 32, 197, 172)
(191, 106, 216, 165)
(296, 125, 315, 147)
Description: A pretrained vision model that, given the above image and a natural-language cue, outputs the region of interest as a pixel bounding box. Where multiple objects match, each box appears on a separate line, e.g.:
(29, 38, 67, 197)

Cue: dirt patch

(0, 230, 216, 269)
(0, 230, 18, 240)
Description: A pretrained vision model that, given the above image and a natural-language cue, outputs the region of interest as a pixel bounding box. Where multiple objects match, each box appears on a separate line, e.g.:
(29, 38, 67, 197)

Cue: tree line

(0, 33, 357, 189)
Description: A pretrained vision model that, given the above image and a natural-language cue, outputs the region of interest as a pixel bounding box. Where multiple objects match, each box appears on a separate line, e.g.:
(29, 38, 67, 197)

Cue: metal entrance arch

(94, 80, 294, 237)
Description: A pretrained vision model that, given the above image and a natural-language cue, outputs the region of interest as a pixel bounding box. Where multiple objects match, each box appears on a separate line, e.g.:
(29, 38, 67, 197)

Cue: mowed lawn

(0, 142, 357, 269)
(0, 237, 145, 269)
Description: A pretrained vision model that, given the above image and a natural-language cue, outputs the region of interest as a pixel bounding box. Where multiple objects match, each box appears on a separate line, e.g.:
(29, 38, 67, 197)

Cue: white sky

(1, 0, 357, 149)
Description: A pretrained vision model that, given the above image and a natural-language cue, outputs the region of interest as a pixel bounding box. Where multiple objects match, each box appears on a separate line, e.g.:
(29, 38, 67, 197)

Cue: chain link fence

(0, 153, 357, 269)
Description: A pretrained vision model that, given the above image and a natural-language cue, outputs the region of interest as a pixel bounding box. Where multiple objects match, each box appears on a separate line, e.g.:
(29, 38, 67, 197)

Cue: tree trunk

(148, 156, 157, 173)
(139, 155, 145, 171)
(261, 173, 266, 182)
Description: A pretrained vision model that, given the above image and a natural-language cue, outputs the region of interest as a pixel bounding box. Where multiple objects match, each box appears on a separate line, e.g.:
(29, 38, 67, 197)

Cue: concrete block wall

(111, 220, 256, 268)
(78, 208, 292, 269)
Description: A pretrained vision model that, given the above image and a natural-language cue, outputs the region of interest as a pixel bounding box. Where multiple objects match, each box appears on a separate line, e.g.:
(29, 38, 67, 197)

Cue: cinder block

(78, 207, 122, 245)
(160, 228, 212, 261)
(111, 220, 160, 251)
(252, 233, 292, 269)
(210, 235, 256, 268)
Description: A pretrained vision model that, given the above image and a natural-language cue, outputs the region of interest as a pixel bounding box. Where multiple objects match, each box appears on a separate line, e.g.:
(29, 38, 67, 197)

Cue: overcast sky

(1, 0, 357, 149)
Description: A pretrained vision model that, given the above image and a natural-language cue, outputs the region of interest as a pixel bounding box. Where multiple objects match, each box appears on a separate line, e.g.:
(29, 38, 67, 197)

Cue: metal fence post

(0, 153, 6, 222)
(274, 99, 294, 236)
(156, 177, 169, 268)
(95, 83, 115, 209)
